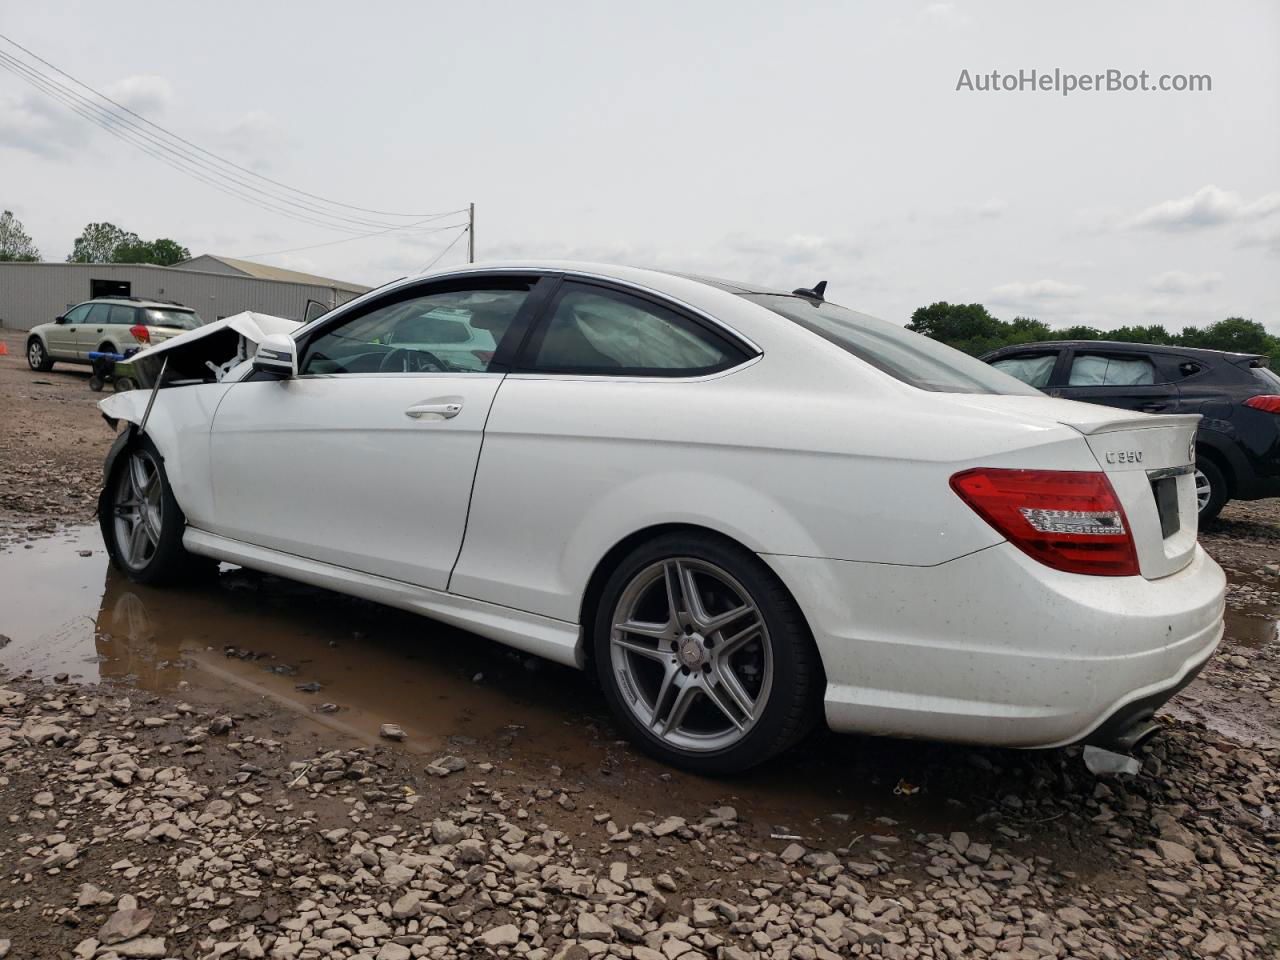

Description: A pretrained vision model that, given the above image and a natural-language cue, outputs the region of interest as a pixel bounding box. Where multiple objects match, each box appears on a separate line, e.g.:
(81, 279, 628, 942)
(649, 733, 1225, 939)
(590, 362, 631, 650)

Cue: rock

(652, 816, 686, 837)
(1198, 931, 1230, 956)
(42, 841, 78, 868)
(430, 819, 464, 845)
(426, 754, 467, 776)
(111, 937, 167, 959)
(33, 790, 54, 806)
(965, 842, 991, 864)
(949, 831, 970, 854)
(577, 911, 615, 941)
(780, 842, 806, 864)
(392, 890, 422, 919)
(1154, 838, 1197, 864)
(208, 715, 234, 734)
(1056, 906, 1094, 928)
(100, 908, 155, 945)
(376, 945, 411, 960)
(379, 722, 406, 740)
(1149, 878, 1191, 897)
(480, 924, 520, 947)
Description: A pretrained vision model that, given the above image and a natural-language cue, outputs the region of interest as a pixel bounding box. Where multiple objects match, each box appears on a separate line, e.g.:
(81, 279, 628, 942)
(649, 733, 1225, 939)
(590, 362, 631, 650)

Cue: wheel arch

(1195, 438, 1236, 497)
(576, 522, 818, 672)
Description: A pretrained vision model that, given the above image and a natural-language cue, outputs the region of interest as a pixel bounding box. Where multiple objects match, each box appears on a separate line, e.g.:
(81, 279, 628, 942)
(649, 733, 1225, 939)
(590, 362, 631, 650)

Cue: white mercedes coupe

(96, 263, 1226, 773)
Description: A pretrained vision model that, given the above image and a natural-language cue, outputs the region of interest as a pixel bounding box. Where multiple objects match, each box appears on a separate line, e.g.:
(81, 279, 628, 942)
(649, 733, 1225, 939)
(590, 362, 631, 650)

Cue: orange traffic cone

(0, 341, 8, 356)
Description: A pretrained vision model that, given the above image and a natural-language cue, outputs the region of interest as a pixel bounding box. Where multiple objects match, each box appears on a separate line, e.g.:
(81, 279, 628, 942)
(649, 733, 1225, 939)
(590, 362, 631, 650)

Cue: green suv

(26, 297, 203, 371)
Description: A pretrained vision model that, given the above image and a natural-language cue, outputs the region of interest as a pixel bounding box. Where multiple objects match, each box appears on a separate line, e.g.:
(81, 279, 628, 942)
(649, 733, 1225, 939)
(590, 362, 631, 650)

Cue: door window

(990, 353, 1057, 388)
(525, 285, 745, 375)
(106, 305, 136, 325)
(83, 303, 111, 325)
(62, 304, 91, 324)
(1068, 354, 1156, 386)
(301, 282, 534, 375)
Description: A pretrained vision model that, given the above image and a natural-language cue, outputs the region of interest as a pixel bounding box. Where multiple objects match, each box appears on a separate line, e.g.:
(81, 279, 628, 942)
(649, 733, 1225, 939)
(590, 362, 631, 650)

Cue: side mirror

(252, 333, 298, 378)
(55, 315, 67, 324)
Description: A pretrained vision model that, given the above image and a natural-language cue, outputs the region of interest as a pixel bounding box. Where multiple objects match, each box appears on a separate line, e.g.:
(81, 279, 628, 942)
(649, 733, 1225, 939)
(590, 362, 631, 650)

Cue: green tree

(907, 302, 1009, 356)
(113, 237, 190, 266)
(67, 222, 190, 265)
(1006, 316, 1053, 344)
(1108, 324, 1175, 344)
(1186, 317, 1273, 355)
(0, 210, 40, 261)
(67, 222, 139, 263)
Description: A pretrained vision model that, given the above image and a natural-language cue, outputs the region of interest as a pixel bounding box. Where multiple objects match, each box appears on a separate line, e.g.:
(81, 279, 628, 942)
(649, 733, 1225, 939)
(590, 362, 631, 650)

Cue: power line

(0, 50, 459, 234)
(420, 227, 470, 272)
(0, 32, 453, 221)
(243, 220, 469, 260)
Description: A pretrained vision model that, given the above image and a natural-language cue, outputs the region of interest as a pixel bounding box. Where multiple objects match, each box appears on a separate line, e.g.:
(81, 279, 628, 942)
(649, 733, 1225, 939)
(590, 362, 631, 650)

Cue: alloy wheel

(28, 341, 44, 369)
(112, 451, 164, 570)
(609, 557, 773, 753)
(1194, 469, 1212, 513)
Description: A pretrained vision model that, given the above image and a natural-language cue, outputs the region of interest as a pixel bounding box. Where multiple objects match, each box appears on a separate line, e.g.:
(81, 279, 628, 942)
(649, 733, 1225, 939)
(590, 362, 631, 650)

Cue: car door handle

(1140, 403, 1168, 412)
(404, 401, 462, 420)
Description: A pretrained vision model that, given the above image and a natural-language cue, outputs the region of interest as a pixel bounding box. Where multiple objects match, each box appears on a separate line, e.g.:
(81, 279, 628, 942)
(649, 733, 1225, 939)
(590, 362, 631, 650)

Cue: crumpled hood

(126, 311, 300, 387)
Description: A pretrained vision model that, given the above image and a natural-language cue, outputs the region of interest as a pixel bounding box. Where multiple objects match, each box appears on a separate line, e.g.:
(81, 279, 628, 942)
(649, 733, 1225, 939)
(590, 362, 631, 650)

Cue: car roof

(987, 339, 1264, 363)
(82, 297, 196, 310)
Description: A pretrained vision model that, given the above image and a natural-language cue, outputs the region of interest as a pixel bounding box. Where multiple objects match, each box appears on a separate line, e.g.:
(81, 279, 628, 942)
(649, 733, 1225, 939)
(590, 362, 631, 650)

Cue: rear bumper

(763, 542, 1225, 748)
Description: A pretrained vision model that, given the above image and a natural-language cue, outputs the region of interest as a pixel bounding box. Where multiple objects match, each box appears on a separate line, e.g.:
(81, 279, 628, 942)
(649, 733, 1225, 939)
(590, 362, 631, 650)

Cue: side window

(1068, 353, 1156, 386)
(106, 305, 135, 325)
(63, 304, 91, 323)
(301, 281, 534, 375)
(83, 303, 111, 326)
(526, 285, 744, 376)
(990, 353, 1057, 389)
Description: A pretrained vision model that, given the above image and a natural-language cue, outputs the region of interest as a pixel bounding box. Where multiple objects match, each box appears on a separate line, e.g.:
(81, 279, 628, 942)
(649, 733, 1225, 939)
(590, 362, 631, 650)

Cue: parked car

(94, 263, 1225, 773)
(26, 297, 202, 372)
(983, 340, 1280, 522)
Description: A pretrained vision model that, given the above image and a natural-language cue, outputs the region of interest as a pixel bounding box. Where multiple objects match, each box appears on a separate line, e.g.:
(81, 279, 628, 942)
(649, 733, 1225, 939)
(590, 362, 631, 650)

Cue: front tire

(1195, 457, 1228, 524)
(27, 337, 54, 372)
(100, 438, 211, 585)
(593, 532, 821, 774)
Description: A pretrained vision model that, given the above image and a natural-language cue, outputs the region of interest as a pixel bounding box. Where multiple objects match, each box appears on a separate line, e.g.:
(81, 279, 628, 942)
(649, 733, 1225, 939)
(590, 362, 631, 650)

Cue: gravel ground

(1, 327, 1277, 958)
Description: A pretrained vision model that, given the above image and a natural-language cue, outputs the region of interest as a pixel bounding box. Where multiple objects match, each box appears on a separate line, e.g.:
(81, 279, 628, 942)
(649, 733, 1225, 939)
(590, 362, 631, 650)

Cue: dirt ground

(0, 326, 1277, 959)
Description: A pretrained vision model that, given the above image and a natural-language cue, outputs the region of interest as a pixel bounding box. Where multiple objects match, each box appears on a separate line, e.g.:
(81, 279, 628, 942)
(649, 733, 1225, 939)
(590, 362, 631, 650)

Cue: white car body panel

(95, 260, 1226, 750)
(207, 373, 501, 590)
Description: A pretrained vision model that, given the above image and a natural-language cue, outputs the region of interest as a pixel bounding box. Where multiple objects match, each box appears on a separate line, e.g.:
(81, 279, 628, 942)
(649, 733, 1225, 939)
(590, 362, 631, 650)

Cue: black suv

(982, 340, 1280, 521)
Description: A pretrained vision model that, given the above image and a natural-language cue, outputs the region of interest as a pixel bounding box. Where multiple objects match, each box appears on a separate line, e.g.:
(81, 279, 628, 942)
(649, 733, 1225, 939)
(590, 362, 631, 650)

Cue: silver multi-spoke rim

(610, 557, 772, 753)
(28, 341, 43, 368)
(112, 451, 163, 570)
(1194, 469, 1211, 512)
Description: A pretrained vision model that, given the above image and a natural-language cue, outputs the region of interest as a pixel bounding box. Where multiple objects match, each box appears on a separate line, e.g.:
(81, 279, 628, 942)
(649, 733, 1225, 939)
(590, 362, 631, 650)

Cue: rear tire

(593, 531, 822, 775)
(100, 436, 213, 585)
(27, 337, 54, 372)
(1195, 457, 1228, 524)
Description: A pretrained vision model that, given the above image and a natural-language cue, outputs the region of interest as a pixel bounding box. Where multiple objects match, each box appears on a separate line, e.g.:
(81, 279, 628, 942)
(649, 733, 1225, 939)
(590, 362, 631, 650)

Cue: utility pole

(468, 203, 475, 263)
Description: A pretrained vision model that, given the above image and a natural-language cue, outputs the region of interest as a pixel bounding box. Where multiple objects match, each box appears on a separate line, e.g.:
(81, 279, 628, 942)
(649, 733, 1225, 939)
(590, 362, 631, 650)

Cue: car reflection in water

(93, 566, 188, 690)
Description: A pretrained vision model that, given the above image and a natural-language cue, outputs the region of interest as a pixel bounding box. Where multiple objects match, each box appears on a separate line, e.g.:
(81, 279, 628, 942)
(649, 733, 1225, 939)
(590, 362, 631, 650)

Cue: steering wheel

(378, 347, 447, 373)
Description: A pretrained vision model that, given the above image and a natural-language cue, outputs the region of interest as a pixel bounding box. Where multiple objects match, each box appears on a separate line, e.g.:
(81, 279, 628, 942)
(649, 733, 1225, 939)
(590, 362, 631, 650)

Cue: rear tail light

(129, 324, 150, 344)
(950, 468, 1139, 577)
(1244, 395, 1280, 413)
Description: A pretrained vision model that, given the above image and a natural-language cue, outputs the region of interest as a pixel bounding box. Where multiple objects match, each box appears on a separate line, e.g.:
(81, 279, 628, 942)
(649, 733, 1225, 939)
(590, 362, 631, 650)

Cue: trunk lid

(949, 395, 1201, 579)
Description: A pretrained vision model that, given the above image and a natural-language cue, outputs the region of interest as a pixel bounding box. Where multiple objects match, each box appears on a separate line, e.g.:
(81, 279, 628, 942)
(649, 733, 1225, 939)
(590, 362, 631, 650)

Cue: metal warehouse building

(0, 255, 371, 332)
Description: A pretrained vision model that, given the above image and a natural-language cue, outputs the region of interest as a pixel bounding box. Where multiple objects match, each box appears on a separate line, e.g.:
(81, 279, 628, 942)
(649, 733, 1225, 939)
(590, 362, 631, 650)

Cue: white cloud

(0, 74, 173, 158)
(103, 75, 174, 115)
(1147, 270, 1223, 294)
(1123, 185, 1280, 231)
(919, 2, 971, 26)
(990, 279, 1085, 301)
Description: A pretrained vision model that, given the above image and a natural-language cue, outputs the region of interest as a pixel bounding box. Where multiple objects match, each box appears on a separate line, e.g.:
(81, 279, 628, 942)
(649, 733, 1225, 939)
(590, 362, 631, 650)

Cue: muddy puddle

(3, 526, 1275, 845)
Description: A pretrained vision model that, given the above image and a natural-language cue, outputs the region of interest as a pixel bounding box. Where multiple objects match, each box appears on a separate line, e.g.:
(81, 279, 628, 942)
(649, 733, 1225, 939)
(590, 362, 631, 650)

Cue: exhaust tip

(1111, 719, 1163, 753)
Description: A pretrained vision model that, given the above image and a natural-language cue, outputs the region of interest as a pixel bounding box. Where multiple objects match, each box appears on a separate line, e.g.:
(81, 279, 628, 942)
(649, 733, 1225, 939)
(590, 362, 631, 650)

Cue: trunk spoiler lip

(1062, 412, 1202, 436)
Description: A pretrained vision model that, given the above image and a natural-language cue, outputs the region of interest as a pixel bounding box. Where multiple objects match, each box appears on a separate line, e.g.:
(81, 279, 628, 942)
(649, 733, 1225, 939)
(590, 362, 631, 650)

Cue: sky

(1, 1, 1277, 333)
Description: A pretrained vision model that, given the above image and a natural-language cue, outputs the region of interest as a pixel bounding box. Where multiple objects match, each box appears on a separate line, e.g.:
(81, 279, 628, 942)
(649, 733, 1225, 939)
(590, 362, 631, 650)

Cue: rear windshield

(1249, 364, 1280, 393)
(743, 294, 1041, 395)
(141, 308, 201, 330)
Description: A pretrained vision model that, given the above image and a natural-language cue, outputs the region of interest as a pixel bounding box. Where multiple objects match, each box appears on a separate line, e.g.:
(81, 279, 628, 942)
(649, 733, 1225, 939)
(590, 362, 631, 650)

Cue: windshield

(1249, 363, 1280, 393)
(141, 308, 201, 330)
(743, 294, 1041, 395)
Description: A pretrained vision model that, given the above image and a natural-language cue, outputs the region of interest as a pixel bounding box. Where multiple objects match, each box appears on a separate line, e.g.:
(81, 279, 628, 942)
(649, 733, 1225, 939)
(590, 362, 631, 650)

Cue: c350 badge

(1105, 450, 1143, 464)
